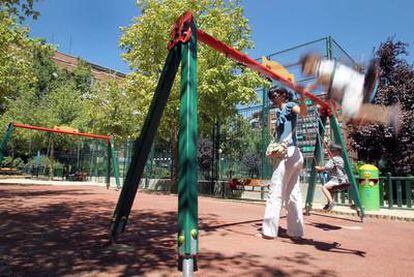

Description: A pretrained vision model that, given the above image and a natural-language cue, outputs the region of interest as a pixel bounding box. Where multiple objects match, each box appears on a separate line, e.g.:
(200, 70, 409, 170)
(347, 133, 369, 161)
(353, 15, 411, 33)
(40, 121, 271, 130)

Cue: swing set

(0, 122, 121, 188)
(110, 11, 365, 275)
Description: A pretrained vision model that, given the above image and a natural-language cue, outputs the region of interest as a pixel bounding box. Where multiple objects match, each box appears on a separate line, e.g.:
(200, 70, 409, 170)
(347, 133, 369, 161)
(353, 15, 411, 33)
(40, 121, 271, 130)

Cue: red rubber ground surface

(0, 185, 413, 276)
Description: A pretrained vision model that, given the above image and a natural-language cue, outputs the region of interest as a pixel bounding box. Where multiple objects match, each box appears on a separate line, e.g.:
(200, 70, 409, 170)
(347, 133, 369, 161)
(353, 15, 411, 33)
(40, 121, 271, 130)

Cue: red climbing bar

(196, 29, 330, 110)
(13, 123, 110, 141)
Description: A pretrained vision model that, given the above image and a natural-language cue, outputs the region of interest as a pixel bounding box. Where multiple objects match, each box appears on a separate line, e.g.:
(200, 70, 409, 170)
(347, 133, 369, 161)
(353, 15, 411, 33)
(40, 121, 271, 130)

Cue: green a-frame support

(109, 12, 365, 276)
(304, 111, 365, 220)
(110, 12, 199, 275)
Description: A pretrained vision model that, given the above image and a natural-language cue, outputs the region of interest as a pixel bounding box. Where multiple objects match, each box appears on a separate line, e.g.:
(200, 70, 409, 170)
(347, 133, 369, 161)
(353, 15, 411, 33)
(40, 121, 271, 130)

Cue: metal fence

(333, 174, 414, 210)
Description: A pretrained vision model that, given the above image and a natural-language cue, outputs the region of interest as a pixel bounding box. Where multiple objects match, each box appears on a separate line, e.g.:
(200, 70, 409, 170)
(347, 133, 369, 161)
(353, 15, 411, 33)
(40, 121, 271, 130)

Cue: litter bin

(358, 164, 380, 211)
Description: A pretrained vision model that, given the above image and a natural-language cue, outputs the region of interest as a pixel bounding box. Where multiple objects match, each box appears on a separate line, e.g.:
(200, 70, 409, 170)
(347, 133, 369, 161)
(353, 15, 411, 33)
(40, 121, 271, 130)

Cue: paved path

(0, 184, 413, 276)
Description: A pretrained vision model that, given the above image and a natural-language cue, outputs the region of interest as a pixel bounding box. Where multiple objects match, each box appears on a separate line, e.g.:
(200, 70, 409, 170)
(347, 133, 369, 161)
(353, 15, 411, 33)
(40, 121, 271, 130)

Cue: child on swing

(315, 143, 348, 211)
(300, 53, 401, 134)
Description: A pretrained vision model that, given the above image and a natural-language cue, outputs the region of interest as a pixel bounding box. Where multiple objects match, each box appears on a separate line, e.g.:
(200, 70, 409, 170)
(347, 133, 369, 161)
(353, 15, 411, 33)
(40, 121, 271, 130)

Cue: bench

(0, 167, 18, 175)
(228, 178, 269, 190)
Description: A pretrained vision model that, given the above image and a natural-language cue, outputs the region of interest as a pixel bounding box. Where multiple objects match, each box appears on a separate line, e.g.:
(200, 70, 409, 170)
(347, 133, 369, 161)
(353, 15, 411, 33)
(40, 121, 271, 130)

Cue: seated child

(300, 53, 401, 134)
(315, 144, 348, 211)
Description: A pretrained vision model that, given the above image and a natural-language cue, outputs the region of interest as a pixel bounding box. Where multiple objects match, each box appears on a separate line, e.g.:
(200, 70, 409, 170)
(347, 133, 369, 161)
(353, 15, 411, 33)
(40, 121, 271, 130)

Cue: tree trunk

(170, 126, 179, 193)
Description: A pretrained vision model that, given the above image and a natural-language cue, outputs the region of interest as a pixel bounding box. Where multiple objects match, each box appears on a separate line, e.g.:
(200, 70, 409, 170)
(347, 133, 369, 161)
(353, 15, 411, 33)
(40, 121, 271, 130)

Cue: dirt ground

(0, 184, 413, 276)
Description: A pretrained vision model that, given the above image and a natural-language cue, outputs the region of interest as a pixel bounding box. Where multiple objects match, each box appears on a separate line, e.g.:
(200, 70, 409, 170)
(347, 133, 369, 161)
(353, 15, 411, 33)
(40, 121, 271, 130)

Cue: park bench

(0, 167, 18, 175)
(227, 178, 270, 199)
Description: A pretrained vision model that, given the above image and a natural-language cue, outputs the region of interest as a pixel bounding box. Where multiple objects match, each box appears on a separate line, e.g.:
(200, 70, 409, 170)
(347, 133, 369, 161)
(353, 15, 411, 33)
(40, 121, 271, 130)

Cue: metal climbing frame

(0, 122, 121, 188)
(110, 11, 365, 276)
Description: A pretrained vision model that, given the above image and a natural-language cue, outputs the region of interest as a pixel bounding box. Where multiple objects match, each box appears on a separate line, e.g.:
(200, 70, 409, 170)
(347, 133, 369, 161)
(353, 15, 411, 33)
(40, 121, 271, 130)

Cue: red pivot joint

(168, 11, 194, 50)
(319, 106, 332, 118)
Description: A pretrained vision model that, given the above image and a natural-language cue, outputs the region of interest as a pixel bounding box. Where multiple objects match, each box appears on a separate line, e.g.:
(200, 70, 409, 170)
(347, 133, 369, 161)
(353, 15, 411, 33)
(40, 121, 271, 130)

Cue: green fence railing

(334, 174, 414, 210)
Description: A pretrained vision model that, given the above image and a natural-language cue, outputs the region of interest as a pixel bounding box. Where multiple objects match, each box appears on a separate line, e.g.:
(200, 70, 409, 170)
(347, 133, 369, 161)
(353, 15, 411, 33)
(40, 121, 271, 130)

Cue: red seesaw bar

(196, 29, 330, 111)
(13, 123, 110, 141)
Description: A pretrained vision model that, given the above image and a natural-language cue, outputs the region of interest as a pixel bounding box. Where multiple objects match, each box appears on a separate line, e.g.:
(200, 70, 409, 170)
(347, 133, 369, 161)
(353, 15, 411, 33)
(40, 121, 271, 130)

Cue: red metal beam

(13, 123, 110, 141)
(196, 29, 330, 110)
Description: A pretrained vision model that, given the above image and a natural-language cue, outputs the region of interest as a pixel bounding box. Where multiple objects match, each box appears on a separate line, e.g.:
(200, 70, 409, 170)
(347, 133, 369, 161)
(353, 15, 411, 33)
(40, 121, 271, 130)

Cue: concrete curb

(310, 207, 414, 222)
(205, 197, 414, 223)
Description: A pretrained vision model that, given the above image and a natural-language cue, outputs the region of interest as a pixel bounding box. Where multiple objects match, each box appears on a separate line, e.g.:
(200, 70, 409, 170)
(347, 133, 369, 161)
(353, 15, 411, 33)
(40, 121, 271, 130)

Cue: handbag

(266, 128, 293, 160)
(266, 139, 288, 159)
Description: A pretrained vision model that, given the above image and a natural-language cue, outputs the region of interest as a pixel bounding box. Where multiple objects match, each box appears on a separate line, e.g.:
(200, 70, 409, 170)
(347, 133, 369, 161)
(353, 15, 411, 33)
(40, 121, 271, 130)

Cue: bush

(1, 156, 14, 167)
(12, 157, 25, 170)
(25, 155, 62, 176)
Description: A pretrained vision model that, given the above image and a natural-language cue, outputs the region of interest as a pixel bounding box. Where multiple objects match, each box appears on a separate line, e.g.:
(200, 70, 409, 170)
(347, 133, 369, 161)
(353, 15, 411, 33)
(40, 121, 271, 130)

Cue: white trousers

(262, 146, 304, 238)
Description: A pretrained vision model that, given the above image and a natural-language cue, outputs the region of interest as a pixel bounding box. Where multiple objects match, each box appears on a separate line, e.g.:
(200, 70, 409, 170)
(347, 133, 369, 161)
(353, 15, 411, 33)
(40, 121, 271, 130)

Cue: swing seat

(328, 182, 350, 194)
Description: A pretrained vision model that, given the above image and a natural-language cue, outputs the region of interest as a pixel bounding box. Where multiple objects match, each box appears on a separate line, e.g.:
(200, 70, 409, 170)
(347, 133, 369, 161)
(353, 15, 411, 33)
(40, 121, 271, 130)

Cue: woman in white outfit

(261, 87, 304, 239)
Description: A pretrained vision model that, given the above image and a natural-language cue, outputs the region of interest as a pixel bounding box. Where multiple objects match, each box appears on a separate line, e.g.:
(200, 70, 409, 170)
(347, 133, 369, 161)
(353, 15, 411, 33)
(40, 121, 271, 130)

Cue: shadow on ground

(0, 186, 358, 276)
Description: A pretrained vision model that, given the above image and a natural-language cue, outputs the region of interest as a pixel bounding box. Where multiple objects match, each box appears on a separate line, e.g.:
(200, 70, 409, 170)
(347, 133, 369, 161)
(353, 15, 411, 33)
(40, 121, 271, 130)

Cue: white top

(317, 60, 365, 117)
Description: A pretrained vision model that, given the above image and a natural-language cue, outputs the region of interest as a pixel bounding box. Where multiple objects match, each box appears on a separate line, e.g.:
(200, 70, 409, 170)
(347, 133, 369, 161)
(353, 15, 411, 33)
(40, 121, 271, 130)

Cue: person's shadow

(255, 225, 366, 257)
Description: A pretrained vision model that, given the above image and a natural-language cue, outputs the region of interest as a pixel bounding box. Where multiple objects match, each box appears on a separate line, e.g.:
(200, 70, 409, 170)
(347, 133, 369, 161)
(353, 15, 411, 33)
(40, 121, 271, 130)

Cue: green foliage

(242, 153, 261, 178)
(0, 35, 101, 160)
(12, 157, 25, 169)
(1, 156, 25, 170)
(0, 0, 41, 21)
(150, 166, 171, 179)
(88, 80, 137, 140)
(220, 113, 261, 160)
(26, 154, 62, 175)
(30, 41, 59, 95)
(2, 43, 96, 128)
(0, 11, 38, 110)
(1, 156, 14, 167)
(73, 59, 94, 97)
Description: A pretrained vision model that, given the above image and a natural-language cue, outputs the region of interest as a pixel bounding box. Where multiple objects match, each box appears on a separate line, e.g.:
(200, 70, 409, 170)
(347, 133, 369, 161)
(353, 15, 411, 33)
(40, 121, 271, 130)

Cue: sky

(28, 0, 414, 74)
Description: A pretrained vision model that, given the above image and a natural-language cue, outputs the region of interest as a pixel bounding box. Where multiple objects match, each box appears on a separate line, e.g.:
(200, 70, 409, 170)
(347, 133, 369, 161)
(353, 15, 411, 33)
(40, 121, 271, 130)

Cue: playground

(1, 1, 413, 276)
(0, 184, 413, 276)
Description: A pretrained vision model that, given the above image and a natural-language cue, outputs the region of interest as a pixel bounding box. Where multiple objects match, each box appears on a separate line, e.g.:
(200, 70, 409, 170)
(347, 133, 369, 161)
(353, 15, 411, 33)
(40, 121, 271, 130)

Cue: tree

(121, 0, 267, 187)
(0, 11, 38, 111)
(88, 79, 137, 140)
(242, 153, 261, 178)
(0, 0, 44, 110)
(30, 41, 60, 96)
(348, 38, 414, 175)
(0, 0, 41, 21)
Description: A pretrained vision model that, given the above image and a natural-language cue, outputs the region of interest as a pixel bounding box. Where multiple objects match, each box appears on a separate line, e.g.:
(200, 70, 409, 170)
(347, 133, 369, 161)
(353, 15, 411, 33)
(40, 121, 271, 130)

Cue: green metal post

(106, 140, 111, 189)
(261, 86, 271, 179)
(407, 178, 412, 208)
(326, 36, 333, 59)
(122, 139, 128, 180)
(396, 180, 402, 207)
(329, 113, 365, 219)
(109, 137, 121, 189)
(145, 146, 154, 188)
(387, 173, 393, 208)
(0, 123, 14, 164)
(177, 19, 198, 274)
(305, 115, 327, 212)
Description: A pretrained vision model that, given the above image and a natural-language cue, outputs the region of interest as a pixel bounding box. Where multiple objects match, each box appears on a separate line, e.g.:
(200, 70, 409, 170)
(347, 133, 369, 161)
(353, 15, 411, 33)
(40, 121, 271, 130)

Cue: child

(300, 53, 401, 134)
(315, 144, 348, 211)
